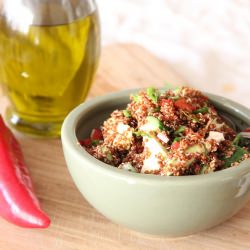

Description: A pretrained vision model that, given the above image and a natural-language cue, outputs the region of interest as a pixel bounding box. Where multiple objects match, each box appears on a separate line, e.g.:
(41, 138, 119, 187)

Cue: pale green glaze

(61, 89, 250, 236)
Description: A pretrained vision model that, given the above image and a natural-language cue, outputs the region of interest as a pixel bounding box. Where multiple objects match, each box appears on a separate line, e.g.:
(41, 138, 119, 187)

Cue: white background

(96, 0, 250, 107)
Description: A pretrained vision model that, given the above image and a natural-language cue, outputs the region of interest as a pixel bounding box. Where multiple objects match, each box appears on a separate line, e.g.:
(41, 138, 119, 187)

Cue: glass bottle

(0, 0, 100, 137)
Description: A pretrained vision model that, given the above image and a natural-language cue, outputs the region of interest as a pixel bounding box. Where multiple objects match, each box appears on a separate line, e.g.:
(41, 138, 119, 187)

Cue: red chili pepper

(79, 138, 92, 147)
(0, 116, 50, 228)
(171, 141, 180, 150)
(174, 98, 196, 112)
(90, 128, 103, 141)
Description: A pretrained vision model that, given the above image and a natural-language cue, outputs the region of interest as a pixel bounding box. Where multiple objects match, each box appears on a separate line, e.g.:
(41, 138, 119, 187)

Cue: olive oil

(0, 12, 100, 136)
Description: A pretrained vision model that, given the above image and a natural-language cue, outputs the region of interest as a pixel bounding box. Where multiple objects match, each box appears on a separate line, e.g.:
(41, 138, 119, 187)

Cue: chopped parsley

(107, 152, 113, 161)
(153, 107, 161, 112)
(174, 126, 186, 135)
(146, 87, 159, 104)
(223, 146, 247, 168)
(233, 133, 250, 150)
(133, 130, 151, 138)
(173, 137, 181, 142)
(193, 107, 209, 114)
(233, 134, 241, 146)
(123, 109, 131, 118)
(132, 94, 140, 102)
(169, 95, 180, 100)
(200, 165, 208, 174)
(91, 140, 100, 146)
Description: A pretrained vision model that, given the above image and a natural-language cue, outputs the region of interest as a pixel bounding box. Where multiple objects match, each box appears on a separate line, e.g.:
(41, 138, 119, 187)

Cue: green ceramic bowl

(61, 89, 250, 237)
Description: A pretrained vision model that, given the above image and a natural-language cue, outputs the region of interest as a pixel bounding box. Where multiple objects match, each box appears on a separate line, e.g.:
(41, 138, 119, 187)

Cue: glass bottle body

(0, 0, 100, 136)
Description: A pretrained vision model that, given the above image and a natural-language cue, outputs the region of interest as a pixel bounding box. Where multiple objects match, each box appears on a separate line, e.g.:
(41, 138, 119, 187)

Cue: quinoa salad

(80, 86, 250, 176)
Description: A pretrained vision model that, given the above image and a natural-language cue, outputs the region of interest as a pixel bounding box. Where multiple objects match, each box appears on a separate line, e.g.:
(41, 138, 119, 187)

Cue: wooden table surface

(0, 44, 249, 250)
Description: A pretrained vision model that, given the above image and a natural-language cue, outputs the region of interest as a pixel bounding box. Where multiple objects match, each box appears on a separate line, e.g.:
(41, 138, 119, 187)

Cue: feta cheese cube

(141, 155, 161, 173)
(207, 131, 225, 143)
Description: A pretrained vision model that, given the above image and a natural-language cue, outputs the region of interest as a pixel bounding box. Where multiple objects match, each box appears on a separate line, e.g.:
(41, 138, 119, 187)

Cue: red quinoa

(81, 86, 250, 176)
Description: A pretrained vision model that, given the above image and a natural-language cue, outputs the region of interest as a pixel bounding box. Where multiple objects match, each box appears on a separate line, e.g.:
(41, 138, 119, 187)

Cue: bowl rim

(61, 88, 250, 184)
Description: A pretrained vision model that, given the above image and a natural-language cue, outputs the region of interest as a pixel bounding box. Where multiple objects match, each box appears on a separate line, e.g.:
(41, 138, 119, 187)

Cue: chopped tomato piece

(90, 128, 103, 140)
(80, 138, 91, 147)
(171, 141, 180, 150)
(174, 98, 195, 112)
(243, 127, 250, 133)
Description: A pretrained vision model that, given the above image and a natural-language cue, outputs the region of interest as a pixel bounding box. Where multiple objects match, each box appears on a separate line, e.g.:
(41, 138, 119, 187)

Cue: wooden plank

(88, 43, 185, 97)
(0, 44, 249, 250)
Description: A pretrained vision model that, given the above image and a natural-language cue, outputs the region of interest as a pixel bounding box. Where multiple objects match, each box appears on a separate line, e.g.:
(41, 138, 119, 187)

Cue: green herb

(164, 126, 173, 133)
(132, 94, 140, 102)
(146, 87, 159, 104)
(193, 107, 209, 114)
(173, 137, 181, 142)
(107, 153, 113, 161)
(173, 87, 181, 95)
(203, 143, 209, 157)
(238, 136, 250, 150)
(182, 111, 199, 123)
(174, 126, 186, 135)
(101, 146, 114, 161)
(233, 134, 241, 146)
(223, 146, 247, 168)
(200, 165, 208, 174)
(169, 95, 180, 100)
(153, 107, 161, 112)
(234, 131, 250, 149)
(123, 109, 131, 118)
(133, 130, 151, 138)
(91, 140, 100, 146)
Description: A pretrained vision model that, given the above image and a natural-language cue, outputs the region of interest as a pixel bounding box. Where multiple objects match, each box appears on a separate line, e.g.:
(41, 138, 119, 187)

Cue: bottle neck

(1, 0, 97, 27)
